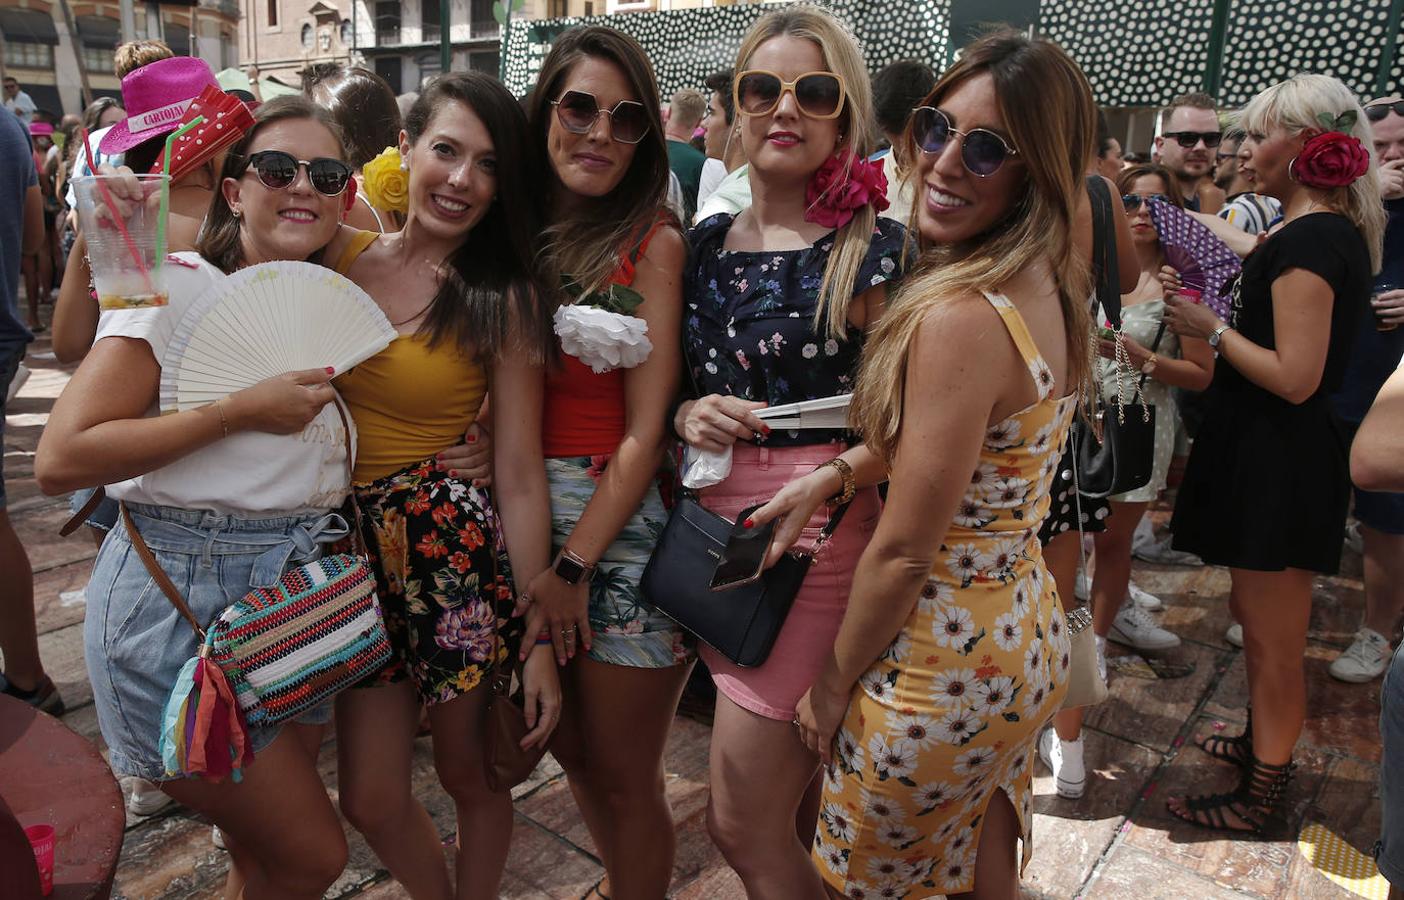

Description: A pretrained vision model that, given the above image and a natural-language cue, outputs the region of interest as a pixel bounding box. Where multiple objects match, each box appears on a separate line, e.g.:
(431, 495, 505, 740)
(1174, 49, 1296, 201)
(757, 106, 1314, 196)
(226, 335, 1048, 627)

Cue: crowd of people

(2, 5, 1403, 898)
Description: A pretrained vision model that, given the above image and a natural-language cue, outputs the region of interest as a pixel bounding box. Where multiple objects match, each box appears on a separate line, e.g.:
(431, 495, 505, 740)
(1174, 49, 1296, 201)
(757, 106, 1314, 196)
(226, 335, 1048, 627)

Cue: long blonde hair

(1238, 73, 1386, 273)
(734, 7, 880, 340)
(852, 31, 1096, 464)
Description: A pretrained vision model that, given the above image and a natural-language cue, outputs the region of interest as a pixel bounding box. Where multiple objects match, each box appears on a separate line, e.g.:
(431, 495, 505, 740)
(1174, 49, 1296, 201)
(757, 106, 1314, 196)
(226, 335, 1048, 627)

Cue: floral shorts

(353, 458, 521, 705)
(547, 456, 692, 668)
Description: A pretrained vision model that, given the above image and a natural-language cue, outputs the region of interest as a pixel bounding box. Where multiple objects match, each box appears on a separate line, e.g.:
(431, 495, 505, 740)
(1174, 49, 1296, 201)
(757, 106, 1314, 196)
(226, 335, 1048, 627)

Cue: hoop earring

(1288, 157, 1300, 182)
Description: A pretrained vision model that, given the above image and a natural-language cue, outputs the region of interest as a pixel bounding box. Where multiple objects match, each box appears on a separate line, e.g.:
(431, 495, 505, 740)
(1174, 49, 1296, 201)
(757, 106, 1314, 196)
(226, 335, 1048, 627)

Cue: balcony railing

(469, 20, 499, 39)
(375, 24, 400, 45)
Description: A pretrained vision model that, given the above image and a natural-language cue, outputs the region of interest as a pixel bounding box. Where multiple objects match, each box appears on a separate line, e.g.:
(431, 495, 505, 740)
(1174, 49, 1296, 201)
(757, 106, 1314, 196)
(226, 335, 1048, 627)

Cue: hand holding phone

(710, 505, 776, 591)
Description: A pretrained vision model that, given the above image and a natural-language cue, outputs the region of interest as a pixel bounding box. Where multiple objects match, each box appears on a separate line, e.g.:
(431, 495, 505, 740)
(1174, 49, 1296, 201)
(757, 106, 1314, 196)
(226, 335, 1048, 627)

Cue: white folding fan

(159, 260, 396, 413)
(754, 394, 852, 430)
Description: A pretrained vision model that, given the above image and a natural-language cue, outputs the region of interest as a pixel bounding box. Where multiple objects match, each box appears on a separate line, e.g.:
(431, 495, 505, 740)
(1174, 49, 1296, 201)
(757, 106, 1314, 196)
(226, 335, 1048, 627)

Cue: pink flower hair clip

(805, 151, 891, 229)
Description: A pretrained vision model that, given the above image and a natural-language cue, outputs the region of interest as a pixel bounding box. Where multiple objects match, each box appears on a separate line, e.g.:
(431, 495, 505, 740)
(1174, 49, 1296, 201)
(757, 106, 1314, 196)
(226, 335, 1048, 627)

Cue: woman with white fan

(317, 73, 562, 900)
(36, 96, 373, 898)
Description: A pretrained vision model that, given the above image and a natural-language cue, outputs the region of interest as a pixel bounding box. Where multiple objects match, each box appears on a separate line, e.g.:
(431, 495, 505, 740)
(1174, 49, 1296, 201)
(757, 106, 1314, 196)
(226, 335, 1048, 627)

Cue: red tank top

(542, 219, 668, 458)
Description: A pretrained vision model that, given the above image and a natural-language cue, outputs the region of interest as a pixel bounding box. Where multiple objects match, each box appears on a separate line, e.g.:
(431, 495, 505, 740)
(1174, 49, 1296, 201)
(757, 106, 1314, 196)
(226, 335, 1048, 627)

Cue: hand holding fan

(1147, 199, 1242, 319)
(754, 394, 852, 430)
(160, 260, 396, 413)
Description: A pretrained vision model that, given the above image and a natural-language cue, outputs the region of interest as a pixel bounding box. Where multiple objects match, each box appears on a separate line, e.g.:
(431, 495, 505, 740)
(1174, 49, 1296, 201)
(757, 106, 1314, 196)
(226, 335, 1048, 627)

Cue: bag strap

(1086, 176, 1123, 329)
(120, 502, 207, 640)
(60, 487, 107, 536)
(1133, 321, 1170, 394)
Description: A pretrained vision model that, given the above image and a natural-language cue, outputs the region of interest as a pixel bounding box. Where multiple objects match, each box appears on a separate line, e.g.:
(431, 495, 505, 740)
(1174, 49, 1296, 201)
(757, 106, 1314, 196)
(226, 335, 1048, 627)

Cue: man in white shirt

(3, 77, 37, 124)
(695, 69, 747, 218)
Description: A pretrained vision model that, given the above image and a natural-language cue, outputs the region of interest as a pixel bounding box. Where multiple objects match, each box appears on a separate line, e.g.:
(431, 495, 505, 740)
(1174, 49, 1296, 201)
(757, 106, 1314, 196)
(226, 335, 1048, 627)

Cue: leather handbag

(640, 495, 850, 667)
(483, 633, 548, 793)
(1060, 606, 1109, 709)
(1073, 322, 1166, 499)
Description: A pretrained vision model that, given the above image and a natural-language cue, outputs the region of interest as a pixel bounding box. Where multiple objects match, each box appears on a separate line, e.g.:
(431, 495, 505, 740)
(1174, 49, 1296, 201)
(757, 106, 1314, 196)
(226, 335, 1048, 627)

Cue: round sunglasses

(1122, 193, 1171, 212)
(243, 150, 353, 196)
(910, 106, 1019, 177)
(734, 70, 846, 120)
(550, 90, 650, 144)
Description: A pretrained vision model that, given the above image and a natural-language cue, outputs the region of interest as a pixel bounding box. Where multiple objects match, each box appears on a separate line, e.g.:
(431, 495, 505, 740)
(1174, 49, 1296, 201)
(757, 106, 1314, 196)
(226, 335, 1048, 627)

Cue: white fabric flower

(552, 304, 653, 374)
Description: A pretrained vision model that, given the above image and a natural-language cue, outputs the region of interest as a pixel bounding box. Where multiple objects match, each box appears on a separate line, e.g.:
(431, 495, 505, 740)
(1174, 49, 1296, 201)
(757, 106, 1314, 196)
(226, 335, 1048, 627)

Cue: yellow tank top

(331, 231, 488, 483)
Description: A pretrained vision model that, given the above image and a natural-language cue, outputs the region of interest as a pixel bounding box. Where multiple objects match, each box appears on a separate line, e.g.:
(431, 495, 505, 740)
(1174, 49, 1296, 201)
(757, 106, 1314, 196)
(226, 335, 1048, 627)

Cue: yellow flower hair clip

(362, 146, 409, 214)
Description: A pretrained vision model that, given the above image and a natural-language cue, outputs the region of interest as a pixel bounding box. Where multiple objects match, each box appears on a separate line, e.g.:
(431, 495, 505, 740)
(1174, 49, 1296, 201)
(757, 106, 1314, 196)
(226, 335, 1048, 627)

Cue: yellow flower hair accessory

(362, 146, 409, 213)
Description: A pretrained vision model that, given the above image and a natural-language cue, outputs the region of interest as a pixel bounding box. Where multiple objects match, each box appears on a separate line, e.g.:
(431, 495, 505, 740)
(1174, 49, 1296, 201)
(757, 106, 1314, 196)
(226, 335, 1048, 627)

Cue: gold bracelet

(212, 400, 230, 439)
(816, 458, 856, 506)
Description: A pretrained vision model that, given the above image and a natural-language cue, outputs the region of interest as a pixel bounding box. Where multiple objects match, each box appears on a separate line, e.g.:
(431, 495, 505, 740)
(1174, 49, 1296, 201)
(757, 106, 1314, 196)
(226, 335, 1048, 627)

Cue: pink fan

(1147, 199, 1241, 319)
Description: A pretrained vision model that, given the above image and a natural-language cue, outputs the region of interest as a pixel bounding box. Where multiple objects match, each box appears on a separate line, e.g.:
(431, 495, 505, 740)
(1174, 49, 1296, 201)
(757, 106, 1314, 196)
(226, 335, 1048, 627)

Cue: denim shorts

(85, 502, 343, 781)
(68, 487, 120, 533)
(1378, 640, 1404, 886)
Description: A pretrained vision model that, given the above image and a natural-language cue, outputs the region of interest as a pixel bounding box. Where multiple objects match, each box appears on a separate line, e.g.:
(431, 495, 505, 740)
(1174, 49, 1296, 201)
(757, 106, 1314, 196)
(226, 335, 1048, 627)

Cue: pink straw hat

(99, 56, 219, 155)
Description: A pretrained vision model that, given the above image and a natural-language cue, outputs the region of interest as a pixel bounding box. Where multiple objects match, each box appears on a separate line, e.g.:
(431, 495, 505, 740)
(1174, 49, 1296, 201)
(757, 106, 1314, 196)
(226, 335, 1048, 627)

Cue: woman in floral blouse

(674, 8, 904, 895)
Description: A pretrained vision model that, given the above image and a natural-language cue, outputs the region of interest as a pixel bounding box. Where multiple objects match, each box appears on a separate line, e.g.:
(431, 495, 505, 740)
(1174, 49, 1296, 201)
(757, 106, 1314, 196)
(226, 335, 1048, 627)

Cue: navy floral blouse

(683, 212, 907, 447)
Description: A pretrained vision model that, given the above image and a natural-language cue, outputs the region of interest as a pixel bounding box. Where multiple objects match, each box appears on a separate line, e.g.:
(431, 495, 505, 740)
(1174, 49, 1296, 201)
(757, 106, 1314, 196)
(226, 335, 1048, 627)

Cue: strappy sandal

(588, 882, 611, 900)
(1168, 754, 1295, 834)
(1195, 709, 1251, 766)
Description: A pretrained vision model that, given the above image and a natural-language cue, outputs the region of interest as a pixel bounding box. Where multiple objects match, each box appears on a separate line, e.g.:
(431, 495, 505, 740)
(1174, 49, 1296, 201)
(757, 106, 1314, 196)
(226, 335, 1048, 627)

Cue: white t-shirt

(66, 124, 119, 209)
(694, 164, 752, 224)
(95, 252, 354, 515)
(696, 157, 727, 208)
(880, 152, 915, 226)
(5, 91, 36, 123)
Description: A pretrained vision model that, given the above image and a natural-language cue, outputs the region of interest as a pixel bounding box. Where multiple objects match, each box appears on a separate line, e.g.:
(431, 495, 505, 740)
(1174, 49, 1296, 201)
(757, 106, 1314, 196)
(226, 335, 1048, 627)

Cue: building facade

(0, 0, 237, 116)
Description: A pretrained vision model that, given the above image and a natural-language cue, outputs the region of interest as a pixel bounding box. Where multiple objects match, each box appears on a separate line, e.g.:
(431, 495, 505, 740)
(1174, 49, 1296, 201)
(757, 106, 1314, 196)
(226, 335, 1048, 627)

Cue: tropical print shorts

(547, 456, 692, 668)
(354, 458, 521, 705)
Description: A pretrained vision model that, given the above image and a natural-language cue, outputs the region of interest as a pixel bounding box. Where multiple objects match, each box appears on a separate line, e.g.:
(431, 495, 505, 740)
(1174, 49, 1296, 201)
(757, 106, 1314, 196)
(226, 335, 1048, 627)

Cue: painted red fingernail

(466, 433, 477, 443)
(324, 366, 335, 374)
(744, 518, 755, 528)
(449, 469, 459, 477)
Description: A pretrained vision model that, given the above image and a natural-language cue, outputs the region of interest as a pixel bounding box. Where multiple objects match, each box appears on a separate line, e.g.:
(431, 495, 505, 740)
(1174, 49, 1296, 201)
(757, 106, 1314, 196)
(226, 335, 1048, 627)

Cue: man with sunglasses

(1154, 91, 1225, 214)
(1322, 95, 1404, 686)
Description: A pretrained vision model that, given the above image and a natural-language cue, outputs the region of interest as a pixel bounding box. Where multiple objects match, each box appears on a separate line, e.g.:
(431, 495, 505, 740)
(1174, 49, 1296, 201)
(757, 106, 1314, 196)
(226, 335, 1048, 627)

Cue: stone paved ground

(5, 330, 1383, 899)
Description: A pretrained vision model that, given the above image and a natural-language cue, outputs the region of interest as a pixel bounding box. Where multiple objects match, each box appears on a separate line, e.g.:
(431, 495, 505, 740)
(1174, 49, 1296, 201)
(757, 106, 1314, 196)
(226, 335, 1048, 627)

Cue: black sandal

(1168, 754, 1295, 834)
(1195, 709, 1251, 765)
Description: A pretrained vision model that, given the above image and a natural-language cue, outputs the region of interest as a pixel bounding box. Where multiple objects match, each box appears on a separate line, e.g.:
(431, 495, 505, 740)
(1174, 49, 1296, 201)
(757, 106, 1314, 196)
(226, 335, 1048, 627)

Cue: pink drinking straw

(79, 127, 154, 295)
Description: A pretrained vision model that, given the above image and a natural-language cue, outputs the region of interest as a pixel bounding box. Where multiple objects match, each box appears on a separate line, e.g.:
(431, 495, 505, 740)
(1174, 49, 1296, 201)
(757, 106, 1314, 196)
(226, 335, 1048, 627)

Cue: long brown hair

(526, 26, 670, 298)
(734, 7, 881, 339)
(852, 31, 1096, 464)
(196, 96, 346, 274)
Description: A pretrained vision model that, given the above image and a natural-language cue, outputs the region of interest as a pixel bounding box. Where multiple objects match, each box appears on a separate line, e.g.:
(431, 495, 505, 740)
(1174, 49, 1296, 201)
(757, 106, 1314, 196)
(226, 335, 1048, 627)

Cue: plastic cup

(25, 824, 54, 896)
(1178, 287, 1203, 304)
(72, 174, 170, 310)
(1374, 282, 1399, 333)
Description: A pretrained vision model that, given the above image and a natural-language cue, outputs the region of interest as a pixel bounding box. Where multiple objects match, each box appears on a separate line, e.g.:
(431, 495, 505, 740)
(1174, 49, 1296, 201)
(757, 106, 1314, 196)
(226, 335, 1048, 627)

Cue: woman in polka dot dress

(770, 32, 1098, 897)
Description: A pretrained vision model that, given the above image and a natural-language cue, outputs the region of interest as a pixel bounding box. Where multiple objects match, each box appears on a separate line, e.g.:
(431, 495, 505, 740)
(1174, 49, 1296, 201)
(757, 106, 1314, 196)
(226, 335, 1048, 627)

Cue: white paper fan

(754, 394, 852, 429)
(159, 260, 396, 413)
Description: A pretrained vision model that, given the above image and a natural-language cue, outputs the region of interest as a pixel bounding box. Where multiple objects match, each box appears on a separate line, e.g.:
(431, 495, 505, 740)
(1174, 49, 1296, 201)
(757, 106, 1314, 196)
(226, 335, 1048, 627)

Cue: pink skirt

(697, 442, 881, 720)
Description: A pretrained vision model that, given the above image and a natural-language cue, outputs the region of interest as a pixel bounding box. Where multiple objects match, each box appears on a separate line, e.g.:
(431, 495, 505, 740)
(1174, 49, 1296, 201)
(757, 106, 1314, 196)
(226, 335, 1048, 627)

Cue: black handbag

(641, 495, 850, 667)
(1074, 322, 1166, 498)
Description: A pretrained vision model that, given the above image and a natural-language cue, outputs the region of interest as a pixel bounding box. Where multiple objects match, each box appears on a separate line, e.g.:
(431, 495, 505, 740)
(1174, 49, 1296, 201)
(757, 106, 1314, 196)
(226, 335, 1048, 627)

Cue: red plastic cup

(1178, 287, 1203, 304)
(25, 824, 54, 896)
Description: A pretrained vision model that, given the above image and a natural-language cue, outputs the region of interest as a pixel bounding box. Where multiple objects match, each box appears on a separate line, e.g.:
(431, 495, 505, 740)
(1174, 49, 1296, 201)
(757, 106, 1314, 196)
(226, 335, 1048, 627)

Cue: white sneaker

(1038, 728, 1086, 799)
(1127, 581, 1163, 611)
(1095, 634, 1107, 683)
(126, 778, 175, 816)
(5, 363, 28, 404)
(1109, 603, 1181, 651)
(1329, 628, 1392, 683)
(212, 825, 227, 850)
(1225, 622, 1243, 648)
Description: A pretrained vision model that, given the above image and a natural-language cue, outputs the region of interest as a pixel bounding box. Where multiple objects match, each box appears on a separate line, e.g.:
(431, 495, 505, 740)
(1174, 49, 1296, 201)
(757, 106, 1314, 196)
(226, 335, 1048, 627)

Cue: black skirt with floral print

(352, 457, 522, 705)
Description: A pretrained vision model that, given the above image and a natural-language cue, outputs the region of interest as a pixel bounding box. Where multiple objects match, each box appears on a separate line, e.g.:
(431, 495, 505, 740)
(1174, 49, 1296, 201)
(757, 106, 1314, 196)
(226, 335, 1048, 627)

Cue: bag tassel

(157, 640, 252, 782)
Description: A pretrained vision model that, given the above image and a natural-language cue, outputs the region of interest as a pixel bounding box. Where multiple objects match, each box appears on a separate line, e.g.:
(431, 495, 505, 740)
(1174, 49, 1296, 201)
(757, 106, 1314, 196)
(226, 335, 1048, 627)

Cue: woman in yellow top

(324, 73, 561, 900)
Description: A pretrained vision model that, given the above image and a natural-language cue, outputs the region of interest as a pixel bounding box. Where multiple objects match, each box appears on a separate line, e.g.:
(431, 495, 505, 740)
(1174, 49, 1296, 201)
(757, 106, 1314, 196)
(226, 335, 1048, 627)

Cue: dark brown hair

(196, 96, 346, 274)
(305, 65, 402, 170)
(526, 25, 670, 298)
(1116, 163, 1185, 208)
(403, 72, 554, 363)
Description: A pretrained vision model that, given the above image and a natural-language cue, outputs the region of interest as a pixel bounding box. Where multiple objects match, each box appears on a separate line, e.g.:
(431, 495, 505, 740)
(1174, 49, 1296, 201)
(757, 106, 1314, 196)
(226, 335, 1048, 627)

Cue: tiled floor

(5, 332, 1385, 899)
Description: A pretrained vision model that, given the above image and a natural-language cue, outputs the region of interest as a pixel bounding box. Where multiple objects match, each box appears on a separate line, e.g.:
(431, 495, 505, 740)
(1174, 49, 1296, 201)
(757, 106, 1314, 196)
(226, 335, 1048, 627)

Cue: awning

(0, 8, 60, 46)
(75, 15, 121, 50)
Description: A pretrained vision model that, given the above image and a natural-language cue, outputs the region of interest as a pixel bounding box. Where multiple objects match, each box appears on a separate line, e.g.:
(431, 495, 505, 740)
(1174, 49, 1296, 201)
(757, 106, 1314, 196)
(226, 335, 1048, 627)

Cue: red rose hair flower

(1292, 131, 1370, 190)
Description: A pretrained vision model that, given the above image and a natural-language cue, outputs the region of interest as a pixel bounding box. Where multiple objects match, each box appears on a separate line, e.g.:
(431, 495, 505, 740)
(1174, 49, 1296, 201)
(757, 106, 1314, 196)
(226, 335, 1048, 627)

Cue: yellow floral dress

(814, 292, 1075, 898)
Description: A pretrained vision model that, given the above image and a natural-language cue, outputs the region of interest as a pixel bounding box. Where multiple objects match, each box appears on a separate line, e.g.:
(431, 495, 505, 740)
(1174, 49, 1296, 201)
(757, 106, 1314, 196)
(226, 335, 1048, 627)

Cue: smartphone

(710, 506, 776, 591)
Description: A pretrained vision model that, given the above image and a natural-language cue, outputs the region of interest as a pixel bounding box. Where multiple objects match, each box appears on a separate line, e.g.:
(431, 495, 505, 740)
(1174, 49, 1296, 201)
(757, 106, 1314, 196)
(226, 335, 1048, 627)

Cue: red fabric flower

(804, 151, 891, 229)
(1293, 131, 1370, 189)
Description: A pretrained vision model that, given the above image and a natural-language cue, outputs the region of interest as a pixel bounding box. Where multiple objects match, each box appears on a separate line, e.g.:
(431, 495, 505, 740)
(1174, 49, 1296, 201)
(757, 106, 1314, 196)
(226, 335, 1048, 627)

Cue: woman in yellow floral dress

(754, 32, 1098, 898)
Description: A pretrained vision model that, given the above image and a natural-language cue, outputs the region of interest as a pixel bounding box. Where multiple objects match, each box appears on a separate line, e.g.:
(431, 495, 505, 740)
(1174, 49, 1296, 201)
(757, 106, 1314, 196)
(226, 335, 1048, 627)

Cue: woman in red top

(517, 26, 689, 900)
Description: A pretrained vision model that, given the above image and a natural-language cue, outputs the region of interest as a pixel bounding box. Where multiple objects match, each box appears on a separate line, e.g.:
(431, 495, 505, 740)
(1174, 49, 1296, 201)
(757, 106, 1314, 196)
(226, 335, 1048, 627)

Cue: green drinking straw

(155, 116, 205, 265)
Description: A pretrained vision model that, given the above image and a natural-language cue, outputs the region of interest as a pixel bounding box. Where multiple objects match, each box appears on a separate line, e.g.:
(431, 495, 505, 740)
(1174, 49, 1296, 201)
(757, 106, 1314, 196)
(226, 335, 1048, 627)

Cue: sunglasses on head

(734, 70, 846, 120)
(910, 106, 1019, 177)
(1367, 100, 1404, 122)
(550, 90, 650, 144)
(1162, 130, 1223, 149)
(243, 150, 352, 196)
(1122, 193, 1170, 212)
